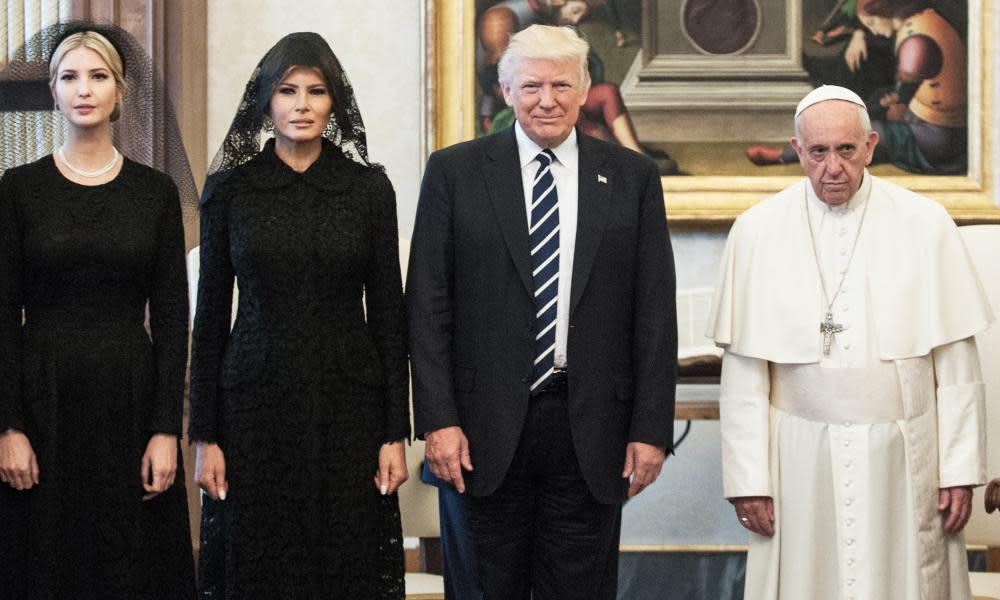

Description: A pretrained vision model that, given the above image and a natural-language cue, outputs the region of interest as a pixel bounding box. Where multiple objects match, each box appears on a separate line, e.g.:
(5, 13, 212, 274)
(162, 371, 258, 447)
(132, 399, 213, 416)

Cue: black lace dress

(0, 156, 196, 600)
(189, 139, 409, 599)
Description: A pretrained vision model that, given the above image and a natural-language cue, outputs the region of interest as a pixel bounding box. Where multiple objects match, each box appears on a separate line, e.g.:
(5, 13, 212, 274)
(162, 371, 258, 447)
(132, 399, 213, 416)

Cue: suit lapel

(570, 133, 611, 317)
(483, 128, 534, 297)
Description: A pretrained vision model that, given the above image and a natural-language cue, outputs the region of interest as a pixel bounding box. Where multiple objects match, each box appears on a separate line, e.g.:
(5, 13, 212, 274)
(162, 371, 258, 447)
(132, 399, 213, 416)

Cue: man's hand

(939, 486, 973, 534)
(0, 429, 39, 491)
(425, 426, 473, 493)
(986, 479, 1000, 513)
(374, 440, 409, 495)
(141, 433, 178, 500)
(622, 442, 665, 498)
(731, 496, 775, 537)
(195, 442, 228, 501)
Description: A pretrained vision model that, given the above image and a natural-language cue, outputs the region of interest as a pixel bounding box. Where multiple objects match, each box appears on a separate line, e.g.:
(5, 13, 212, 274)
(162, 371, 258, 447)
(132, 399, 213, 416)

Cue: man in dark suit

(407, 24, 677, 599)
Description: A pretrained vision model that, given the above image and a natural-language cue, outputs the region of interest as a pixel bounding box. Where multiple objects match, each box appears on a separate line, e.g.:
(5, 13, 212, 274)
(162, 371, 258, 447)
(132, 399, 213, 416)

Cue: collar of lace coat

(244, 137, 357, 194)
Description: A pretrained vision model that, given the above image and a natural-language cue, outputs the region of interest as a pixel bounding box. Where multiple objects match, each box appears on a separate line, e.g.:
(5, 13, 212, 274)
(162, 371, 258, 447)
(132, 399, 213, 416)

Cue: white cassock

(707, 172, 993, 600)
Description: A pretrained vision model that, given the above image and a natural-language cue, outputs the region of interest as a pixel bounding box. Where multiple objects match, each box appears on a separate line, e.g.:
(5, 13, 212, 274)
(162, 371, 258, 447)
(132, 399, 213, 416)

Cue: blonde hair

(49, 31, 126, 121)
(498, 24, 590, 92)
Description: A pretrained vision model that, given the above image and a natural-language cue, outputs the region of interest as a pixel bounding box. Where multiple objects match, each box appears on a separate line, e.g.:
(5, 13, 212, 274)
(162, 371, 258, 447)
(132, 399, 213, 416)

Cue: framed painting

(427, 0, 1000, 225)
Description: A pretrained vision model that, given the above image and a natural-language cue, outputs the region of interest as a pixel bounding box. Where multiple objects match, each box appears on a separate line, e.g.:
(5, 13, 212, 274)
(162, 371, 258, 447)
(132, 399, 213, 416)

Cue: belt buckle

(546, 368, 568, 391)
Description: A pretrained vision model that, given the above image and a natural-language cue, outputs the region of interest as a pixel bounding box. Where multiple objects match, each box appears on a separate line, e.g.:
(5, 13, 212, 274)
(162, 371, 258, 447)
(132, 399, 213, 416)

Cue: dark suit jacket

(407, 127, 677, 504)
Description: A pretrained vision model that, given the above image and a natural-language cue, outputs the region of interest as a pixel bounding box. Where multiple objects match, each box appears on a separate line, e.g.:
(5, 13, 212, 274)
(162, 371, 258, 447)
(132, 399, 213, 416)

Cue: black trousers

(466, 387, 622, 600)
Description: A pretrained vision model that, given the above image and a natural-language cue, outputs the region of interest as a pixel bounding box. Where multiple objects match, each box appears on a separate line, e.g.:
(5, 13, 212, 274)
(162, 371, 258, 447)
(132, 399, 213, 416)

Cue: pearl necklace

(57, 147, 120, 178)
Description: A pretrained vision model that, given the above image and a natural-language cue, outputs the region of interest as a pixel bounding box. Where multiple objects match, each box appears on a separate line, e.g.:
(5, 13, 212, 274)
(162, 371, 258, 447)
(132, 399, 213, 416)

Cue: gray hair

(497, 24, 590, 91)
(794, 101, 872, 139)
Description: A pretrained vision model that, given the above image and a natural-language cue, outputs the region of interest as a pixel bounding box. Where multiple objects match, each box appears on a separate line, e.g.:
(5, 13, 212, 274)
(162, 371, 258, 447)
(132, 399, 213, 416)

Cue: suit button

(521, 375, 530, 384)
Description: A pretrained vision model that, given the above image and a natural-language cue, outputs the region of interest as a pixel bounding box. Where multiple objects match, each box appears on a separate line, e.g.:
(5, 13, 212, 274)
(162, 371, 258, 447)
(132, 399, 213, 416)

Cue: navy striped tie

(530, 149, 559, 393)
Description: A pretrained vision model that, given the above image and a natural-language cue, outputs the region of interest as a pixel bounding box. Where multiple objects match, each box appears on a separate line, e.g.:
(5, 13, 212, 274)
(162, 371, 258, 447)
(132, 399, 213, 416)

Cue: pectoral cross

(820, 312, 844, 356)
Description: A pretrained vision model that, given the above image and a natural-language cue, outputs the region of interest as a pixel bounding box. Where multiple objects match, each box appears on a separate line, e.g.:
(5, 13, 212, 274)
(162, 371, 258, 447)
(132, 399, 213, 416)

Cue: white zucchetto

(795, 85, 867, 118)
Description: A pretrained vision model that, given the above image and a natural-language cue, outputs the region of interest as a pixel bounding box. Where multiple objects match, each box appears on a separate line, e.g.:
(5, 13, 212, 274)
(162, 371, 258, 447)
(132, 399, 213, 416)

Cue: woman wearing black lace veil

(189, 32, 409, 598)
(0, 21, 196, 600)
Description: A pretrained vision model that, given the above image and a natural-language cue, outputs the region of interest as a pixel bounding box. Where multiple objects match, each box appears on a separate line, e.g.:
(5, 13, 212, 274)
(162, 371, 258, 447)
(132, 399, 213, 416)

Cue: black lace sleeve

(188, 188, 235, 443)
(147, 177, 191, 435)
(364, 172, 411, 443)
(0, 170, 24, 433)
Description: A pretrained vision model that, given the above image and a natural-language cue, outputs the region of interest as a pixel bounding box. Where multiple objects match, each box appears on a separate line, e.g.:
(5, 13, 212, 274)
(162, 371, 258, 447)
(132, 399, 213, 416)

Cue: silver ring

(740, 517, 750, 524)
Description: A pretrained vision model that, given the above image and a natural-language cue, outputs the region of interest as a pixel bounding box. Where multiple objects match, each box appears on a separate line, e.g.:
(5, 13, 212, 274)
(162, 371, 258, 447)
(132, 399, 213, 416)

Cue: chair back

(959, 225, 1000, 546)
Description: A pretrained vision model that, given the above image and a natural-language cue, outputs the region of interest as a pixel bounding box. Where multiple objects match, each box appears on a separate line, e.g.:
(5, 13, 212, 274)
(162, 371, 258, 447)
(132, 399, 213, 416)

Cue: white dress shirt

(514, 122, 578, 369)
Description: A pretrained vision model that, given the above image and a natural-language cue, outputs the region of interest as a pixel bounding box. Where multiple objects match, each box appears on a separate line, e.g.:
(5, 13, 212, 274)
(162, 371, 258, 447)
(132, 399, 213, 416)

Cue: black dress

(0, 156, 196, 599)
(189, 139, 409, 599)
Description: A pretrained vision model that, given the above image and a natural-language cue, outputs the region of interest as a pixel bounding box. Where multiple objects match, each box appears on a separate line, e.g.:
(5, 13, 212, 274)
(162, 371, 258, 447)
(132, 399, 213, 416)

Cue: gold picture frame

(427, 0, 1000, 226)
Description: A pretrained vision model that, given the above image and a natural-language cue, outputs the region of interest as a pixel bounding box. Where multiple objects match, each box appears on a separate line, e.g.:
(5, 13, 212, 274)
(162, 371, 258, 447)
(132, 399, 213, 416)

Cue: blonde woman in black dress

(0, 23, 196, 600)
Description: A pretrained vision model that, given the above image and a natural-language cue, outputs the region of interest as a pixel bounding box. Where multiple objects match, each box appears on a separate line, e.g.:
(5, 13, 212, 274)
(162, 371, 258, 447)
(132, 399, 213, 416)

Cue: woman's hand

(0, 428, 39, 491)
(844, 29, 868, 73)
(141, 433, 178, 500)
(374, 440, 408, 496)
(195, 442, 228, 501)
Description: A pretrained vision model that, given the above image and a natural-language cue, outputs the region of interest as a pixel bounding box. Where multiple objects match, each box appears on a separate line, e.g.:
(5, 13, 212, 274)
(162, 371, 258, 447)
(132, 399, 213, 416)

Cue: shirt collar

(514, 122, 579, 172)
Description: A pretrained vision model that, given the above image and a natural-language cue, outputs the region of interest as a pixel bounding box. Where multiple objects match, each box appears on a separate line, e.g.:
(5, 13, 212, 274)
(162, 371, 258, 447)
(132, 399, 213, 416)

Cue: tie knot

(536, 149, 555, 166)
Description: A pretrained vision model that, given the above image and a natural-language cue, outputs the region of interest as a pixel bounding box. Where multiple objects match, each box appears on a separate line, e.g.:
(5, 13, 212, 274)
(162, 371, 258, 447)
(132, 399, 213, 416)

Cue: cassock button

(843, 440, 851, 448)
(839, 248, 847, 256)
(844, 460, 852, 468)
(845, 538, 855, 546)
(846, 578, 855, 586)
(845, 498, 854, 506)
(844, 480, 852, 487)
(844, 421, 852, 428)
(847, 558, 855, 566)
(843, 342, 851, 350)
(846, 518, 855, 527)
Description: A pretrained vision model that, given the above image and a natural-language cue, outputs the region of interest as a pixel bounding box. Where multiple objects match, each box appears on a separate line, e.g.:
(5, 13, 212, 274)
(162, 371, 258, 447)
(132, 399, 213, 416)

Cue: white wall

(206, 0, 422, 236)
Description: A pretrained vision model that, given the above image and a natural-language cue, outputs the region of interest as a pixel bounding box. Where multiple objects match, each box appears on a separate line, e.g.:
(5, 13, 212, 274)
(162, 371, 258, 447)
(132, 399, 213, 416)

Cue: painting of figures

(434, 0, 996, 222)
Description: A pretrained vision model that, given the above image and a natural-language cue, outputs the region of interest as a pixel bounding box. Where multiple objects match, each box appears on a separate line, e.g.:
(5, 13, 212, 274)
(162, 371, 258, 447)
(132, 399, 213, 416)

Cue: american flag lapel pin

(597, 174, 607, 184)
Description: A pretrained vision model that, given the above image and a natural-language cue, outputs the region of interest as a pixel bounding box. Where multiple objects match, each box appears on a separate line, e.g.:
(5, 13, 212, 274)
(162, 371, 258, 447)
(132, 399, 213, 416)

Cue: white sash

(770, 362, 904, 424)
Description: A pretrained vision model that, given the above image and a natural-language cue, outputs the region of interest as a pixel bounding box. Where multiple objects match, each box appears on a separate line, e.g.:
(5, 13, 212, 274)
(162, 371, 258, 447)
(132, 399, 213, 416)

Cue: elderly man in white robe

(707, 85, 993, 600)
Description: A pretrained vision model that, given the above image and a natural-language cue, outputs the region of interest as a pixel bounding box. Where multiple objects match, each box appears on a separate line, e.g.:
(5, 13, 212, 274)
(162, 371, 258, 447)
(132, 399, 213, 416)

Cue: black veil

(0, 19, 198, 224)
(202, 31, 378, 204)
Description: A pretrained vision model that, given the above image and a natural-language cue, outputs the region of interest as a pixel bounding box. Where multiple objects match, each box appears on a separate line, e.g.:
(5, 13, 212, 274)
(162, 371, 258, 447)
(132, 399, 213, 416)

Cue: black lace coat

(189, 139, 409, 599)
(0, 157, 196, 599)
